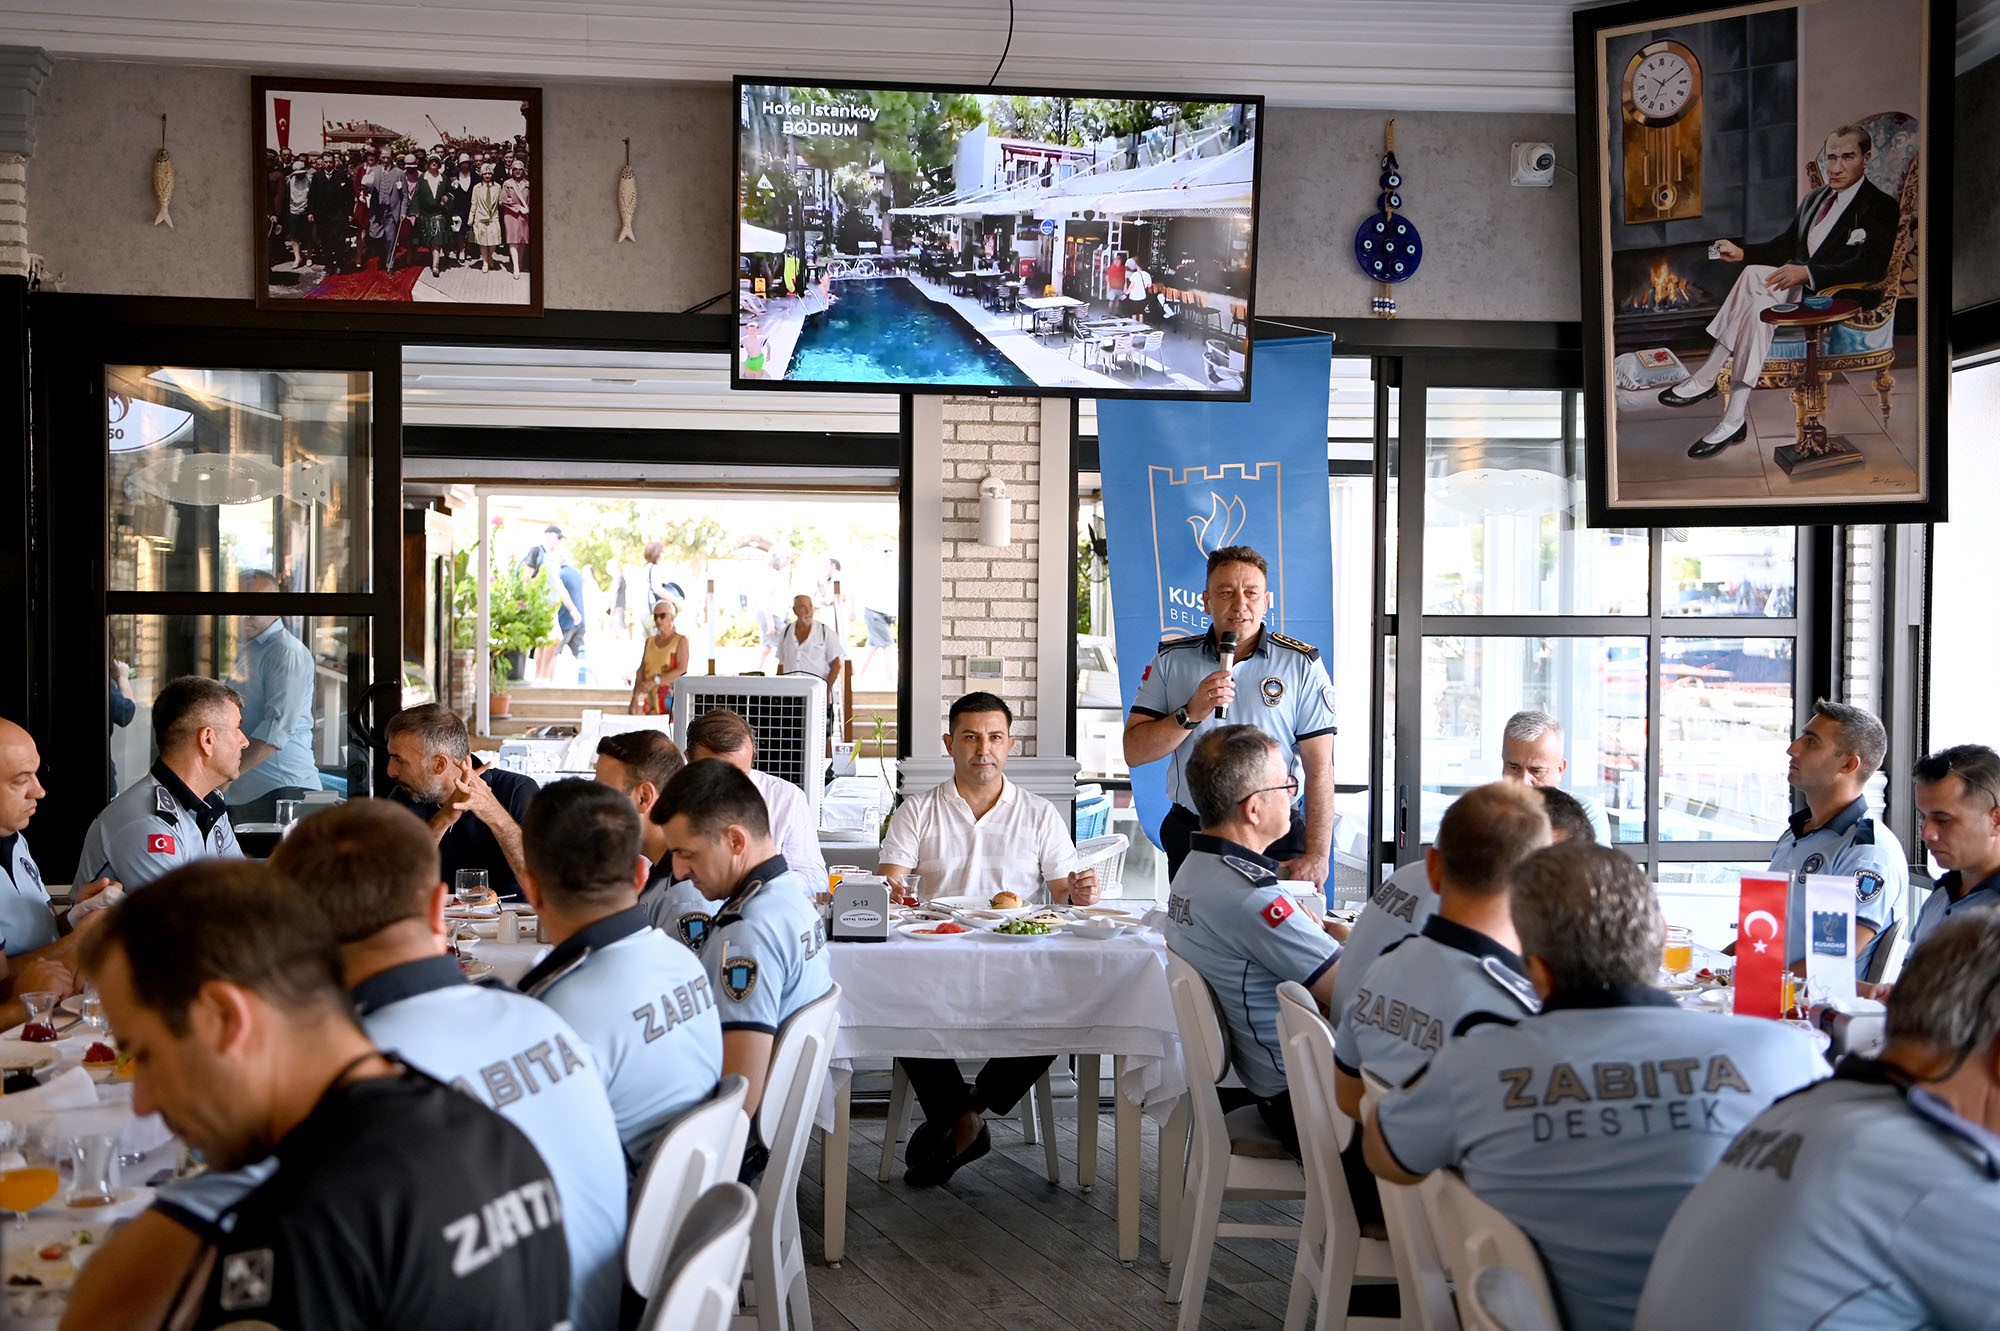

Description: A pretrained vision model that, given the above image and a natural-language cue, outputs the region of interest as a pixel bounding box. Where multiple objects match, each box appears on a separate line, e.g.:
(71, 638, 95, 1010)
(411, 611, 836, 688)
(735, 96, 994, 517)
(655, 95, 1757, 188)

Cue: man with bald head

(0, 718, 117, 1021)
(225, 571, 320, 820)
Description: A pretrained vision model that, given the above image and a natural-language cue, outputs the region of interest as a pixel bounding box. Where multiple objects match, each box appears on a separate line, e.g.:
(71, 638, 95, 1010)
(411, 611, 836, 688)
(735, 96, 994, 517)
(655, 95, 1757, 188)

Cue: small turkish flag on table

(1735, 872, 1789, 1019)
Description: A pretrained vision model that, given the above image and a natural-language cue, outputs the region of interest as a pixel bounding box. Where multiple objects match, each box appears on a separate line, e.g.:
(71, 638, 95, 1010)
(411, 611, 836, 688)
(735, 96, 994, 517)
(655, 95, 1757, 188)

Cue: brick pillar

(0, 49, 52, 278)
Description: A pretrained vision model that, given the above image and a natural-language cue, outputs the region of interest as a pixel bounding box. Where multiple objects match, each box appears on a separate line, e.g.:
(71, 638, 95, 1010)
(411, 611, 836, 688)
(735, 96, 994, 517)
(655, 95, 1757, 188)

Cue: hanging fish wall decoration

(617, 138, 638, 243)
(152, 115, 175, 229)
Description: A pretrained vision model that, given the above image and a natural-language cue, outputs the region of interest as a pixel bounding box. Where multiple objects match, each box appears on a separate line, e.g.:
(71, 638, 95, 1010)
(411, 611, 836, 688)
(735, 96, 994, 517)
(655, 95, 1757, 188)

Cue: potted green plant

(459, 557, 556, 721)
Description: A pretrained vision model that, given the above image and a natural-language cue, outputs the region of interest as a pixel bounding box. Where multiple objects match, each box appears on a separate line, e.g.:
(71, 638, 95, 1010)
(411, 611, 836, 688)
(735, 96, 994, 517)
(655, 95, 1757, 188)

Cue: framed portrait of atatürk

(1574, 0, 1949, 525)
(253, 77, 542, 315)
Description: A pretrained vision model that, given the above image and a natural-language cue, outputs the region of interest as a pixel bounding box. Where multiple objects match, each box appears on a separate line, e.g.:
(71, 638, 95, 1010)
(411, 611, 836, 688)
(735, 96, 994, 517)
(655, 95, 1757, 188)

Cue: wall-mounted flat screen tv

(734, 77, 1262, 400)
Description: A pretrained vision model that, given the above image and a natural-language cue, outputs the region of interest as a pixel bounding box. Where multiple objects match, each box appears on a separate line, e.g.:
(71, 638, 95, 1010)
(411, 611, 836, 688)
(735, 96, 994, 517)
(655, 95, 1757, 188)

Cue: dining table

(814, 911, 1186, 1266)
(1018, 294, 1086, 337)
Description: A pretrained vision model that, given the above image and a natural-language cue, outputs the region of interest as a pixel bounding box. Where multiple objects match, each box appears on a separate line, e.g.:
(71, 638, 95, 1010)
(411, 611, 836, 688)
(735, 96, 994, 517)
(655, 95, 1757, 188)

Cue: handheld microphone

(1215, 630, 1237, 721)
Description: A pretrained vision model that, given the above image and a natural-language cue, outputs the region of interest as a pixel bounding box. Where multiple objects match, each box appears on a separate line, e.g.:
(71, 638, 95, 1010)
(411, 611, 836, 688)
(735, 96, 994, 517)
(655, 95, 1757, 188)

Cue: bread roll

(990, 891, 1024, 910)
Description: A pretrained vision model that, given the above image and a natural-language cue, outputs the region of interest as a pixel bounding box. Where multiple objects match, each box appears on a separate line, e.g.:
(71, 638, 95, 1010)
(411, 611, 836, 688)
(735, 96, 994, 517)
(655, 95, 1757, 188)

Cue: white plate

(984, 924, 1063, 941)
(444, 903, 503, 919)
(896, 921, 977, 941)
(1080, 905, 1144, 920)
(0, 1041, 61, 1074)
(458, 958, 494, 980)
(1069, 921, 1136, 941)
(932, 894, 1037, 918)
(57, 996, 89, 1017)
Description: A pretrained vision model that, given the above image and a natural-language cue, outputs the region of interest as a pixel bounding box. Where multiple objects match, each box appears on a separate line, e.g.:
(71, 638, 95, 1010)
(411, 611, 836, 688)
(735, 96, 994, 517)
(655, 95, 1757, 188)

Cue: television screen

(734, 78, 1262, 399)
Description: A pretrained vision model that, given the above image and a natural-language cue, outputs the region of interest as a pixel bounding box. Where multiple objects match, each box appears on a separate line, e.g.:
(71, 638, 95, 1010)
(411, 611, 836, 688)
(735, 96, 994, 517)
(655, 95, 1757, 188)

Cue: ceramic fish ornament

(616, 138, 637, 243)
(152, 115, 174, 229)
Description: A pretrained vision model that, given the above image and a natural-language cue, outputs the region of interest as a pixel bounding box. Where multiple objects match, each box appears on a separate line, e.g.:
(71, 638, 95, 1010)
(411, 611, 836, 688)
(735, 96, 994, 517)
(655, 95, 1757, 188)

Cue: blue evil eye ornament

(1353, 212, 1423, 282)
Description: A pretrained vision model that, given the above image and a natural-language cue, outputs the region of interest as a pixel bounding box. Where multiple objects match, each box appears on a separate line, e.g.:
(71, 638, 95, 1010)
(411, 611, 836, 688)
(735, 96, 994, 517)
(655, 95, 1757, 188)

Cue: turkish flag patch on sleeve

(1141, 665, 1152, 682)
(1260, 895, 1293, 928)
(146, 833, 176, 854)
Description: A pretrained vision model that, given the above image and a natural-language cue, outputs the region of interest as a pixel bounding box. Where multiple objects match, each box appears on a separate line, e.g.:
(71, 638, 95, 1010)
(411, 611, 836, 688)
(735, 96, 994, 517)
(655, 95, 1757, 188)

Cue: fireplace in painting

(1612, 241, 1724, 351)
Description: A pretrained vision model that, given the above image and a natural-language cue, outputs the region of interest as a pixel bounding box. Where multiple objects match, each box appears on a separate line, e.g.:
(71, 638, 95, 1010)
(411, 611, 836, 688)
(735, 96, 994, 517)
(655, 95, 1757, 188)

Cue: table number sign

(1734, 872, 1790, 1018)
(830, 877, 891, 944)
(1803, 874, 1859, 1005)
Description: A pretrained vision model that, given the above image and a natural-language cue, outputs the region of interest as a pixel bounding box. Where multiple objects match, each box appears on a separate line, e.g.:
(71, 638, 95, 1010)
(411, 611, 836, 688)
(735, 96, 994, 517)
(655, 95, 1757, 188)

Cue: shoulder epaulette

(1158, 635, 1206, 653)
(1452, 1010, 1519, 1038)
(1378, 934, 1414, 959)
(1268, 631, 1321, 661)
(1223, 854, 1279, 887)
(1853, 820, 1876, 846)
(1479, 957, 1542, 1013)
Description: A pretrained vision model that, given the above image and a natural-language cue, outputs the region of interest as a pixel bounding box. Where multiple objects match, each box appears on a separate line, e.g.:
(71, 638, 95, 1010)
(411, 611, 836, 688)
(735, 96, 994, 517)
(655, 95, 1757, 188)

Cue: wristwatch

(1175, 706, 1199, 731)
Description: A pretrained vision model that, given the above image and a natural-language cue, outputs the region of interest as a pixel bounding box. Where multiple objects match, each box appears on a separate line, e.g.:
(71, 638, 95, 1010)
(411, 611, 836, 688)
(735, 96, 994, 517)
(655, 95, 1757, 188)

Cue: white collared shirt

(1807, 179, 1863, 255)
(879, 775, 1078, 901)
(746, 767, 826, 892)
(775, 619, 844, 679)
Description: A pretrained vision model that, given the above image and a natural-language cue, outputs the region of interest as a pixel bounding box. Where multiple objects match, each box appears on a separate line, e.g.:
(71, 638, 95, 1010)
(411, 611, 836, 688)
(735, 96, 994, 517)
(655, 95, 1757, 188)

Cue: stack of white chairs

(734, 984, 841, 1331)
(627, 1076, 752, 1304)
(1273, 982, 1400, 1331)
(1162, 950, 1308, 1331)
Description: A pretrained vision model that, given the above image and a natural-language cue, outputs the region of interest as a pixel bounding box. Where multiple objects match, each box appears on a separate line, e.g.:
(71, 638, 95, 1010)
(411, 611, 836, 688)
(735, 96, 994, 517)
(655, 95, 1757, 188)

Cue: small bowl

(1802, 294, 1833, 310)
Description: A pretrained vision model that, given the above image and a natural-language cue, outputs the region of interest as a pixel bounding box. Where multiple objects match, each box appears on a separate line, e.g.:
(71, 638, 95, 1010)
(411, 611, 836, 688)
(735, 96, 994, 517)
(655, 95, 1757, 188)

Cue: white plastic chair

(1274, 982, 1399, 1331)
(1162, 950, 1307, 1331)
(628, 1075, 752, 1301)
(1462, 1266, 1560, 1331)
(1076, 833, 1130, 898)
(877, 1060, 1061, 1185)
(1360, 1076, 1460, 1331)
(734, 983, 841, 1331)
(639, 1183, 758, 1331)
(1427, 1170, 1563, 1331)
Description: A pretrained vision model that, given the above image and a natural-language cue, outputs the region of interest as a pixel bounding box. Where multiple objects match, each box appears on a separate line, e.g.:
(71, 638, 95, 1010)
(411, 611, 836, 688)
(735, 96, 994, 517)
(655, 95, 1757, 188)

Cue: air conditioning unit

(674, 675, 828, 817)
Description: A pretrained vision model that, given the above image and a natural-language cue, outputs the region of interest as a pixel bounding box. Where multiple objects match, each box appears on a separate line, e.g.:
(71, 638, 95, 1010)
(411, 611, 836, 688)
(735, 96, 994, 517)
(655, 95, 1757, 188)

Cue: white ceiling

(6, 0, 1998, 114)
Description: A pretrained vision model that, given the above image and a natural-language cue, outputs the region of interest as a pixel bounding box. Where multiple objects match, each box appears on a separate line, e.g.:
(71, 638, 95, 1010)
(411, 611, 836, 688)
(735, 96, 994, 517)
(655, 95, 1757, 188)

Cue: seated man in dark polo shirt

(384, 703, 537, 901)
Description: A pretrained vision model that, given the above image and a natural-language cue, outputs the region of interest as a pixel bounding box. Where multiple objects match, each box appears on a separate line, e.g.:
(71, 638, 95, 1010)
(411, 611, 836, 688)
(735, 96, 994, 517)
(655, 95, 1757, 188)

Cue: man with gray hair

(1499, 710, 1610, 843)
(1635, 912, 2000, 1330)
(1365, 842, 1824, 1331)
(1760, 698, 1907, 977)
(1161, 724, 1341, 1159)
(384, 703, 537, 901)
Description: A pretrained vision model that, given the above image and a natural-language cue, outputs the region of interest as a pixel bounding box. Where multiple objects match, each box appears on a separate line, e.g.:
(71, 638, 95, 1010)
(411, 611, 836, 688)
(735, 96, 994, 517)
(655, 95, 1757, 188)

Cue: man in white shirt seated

(775, 593, 844, 688)
(1498, 710, 1611, 843)
(685, 708, 827, 893)
(879, 691, 1099, 1188)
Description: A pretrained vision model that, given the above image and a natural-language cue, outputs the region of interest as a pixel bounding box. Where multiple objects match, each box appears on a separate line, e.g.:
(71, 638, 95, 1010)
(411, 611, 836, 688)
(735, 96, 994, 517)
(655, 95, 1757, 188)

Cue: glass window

(108, 613, 372, 809)
(1663, 528, 1798, 617)
(107, 366, 371, 595)
(1655, 862, 1769, 951)
(1422, 389, 1649, 615)
(1657, 636, 1795, 842)
(1418, 635, 1646, 844)
(1932, 362, 2000, 749)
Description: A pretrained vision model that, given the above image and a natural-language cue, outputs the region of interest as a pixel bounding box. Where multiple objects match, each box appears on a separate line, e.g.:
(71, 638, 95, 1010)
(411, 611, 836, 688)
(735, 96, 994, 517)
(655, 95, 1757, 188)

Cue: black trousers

(1160, 803, 1307, 880)
(901, 1055, 1058, 1125)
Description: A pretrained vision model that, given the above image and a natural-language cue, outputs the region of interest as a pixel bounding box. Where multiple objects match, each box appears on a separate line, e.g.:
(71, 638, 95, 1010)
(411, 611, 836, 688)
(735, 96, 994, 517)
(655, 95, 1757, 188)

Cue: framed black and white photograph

(253, 77, 542, 315)
(1575, 0, 1949, 524)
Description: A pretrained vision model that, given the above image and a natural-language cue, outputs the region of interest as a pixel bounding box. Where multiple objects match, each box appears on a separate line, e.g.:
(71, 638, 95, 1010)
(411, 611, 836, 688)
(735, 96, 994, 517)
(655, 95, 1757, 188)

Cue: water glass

(274, 798, 303, 830)
(66, 1134, 120, 1209)
(454, 869, 491, 907)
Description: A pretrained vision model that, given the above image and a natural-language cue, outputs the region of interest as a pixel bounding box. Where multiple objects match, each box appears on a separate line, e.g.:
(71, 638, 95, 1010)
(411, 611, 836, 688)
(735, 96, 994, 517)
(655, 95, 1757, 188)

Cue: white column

(906, 395, 946, 773)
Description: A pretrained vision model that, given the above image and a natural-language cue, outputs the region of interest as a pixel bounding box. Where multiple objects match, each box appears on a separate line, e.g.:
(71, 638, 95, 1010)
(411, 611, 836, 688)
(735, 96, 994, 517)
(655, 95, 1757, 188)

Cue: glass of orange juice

(1663, 925, 1695, 978)
(0, 1164, 59, 1222)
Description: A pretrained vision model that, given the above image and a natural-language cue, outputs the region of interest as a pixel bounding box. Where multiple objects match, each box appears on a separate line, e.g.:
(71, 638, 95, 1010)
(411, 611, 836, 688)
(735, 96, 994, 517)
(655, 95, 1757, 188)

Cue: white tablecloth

(817, 929, 1185, 1129)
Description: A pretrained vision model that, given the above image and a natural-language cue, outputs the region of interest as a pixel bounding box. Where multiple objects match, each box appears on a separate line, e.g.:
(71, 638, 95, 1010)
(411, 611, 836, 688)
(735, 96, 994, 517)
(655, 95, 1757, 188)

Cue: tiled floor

(795, 1097, 1336, 1331)
(1609, 337, 1921, 506)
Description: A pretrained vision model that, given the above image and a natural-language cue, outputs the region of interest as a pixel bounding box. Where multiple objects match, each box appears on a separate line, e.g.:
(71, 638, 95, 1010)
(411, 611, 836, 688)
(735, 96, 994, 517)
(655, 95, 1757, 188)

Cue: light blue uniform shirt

(1768, 797, 1907, 975)
(1375, 991, 1826, 1331)
(356, 956, 627, 1331)
(520, 907, 723, 1171)
(72, 764, 242, 892)
(1131, 628, 1338, 810)
(1160, 834, 1340, 1099)
(1334, 915, 1538, 1090)
(1330, 860, 1435, 1024)
(0, 833, 59, 956)
(226, 620, 322, 804)
(1635, 1058, 2000, 1331)
(641, 862, 717, 952)
(700, 856, 833, 1038)
(1911, 867, 2000, 949)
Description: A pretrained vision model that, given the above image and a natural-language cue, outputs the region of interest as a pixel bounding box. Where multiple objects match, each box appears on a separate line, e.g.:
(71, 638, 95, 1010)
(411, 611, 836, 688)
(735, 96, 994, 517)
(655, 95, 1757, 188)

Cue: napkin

(0, 1067, 100, 1122)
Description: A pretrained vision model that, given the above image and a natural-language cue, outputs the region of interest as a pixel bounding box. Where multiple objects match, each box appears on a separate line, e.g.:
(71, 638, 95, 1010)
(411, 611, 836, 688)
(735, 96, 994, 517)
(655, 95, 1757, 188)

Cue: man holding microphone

(1125, 546, 1338, 883)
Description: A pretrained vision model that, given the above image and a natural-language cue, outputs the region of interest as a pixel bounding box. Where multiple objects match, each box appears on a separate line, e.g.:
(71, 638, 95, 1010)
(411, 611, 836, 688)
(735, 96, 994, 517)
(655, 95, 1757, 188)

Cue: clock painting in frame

(1574, 0, 1949, 526)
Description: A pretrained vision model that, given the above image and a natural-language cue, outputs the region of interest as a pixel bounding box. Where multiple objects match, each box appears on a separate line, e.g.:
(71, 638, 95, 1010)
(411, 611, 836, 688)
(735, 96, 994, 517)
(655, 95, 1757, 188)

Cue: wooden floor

(794, 1098, 1329, 1331)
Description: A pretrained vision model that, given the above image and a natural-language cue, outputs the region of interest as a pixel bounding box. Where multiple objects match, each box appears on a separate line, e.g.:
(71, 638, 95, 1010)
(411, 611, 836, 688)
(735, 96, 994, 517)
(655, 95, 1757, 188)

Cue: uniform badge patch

(213, 824, 228, 850)
(218, 1249, 274, 1311)
(146, 833, 176, 855)
(1854, 869, 1886, 904)
(721, 956, 759, 1000)
(678, 914, 711, 949)
(1801, 853, 1826, 875)
(1259, 895, 1294, 929)
(1261, 677, 1284, 706)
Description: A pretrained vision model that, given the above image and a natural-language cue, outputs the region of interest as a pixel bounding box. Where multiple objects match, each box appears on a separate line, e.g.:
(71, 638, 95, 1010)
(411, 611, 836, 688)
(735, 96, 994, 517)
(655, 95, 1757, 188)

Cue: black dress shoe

(1659, 381, 1719, 408)
(902, 1119, 949, 1187)
(1687, 423, 1748, 458)
(933, 1122, 992, 1187)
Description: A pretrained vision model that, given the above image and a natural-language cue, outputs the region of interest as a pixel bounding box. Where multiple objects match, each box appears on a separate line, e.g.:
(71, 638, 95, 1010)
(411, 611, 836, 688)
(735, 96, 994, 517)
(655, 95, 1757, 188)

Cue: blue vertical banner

(1097, 335, 1336, 847)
